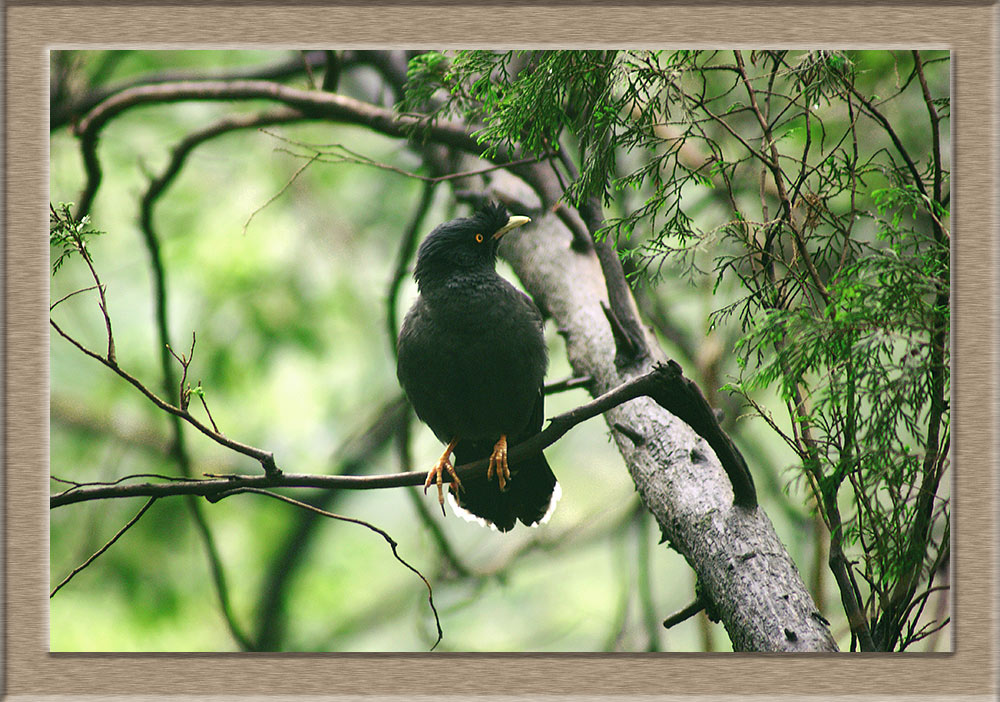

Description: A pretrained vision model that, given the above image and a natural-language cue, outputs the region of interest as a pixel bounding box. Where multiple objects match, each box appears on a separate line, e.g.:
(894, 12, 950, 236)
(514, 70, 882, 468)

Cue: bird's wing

(513, 287, 545, 326)
(528, 387, 545, 435)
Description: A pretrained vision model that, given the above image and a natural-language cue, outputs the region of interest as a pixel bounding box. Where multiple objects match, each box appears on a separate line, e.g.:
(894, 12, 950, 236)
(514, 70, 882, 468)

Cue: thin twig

(543, 374, 592, 395)
(197, 383, 221, 434)
(242, 152, 320, 235)
(299, 50, 317, 89)
(49, 317, 279, 476)
(732, 51, 829, 306)
(911, 50, 943, 208)
(165, 332, 196, 410)
(267, 136, 547, 185)
(51, 497, 158, 597)
(663, 598, 705, 629)
(50, 284, 102, 311)
(840, 77, 928, 201)
(60, 213, 116, 363)
(221, 487, 443, 650)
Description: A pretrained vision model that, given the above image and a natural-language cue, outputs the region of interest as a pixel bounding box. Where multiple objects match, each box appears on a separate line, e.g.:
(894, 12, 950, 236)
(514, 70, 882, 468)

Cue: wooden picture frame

(10, 2, 996, 699)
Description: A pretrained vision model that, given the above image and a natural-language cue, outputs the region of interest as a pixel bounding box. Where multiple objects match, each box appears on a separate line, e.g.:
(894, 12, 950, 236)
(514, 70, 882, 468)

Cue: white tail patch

(537, 480, 562, 526)
(445, 481, 562, 531)
(446, 493, 501, 531)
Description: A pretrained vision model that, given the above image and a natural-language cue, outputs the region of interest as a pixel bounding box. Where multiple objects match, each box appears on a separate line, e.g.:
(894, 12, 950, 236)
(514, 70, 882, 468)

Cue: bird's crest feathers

(413, 202, 513, 290)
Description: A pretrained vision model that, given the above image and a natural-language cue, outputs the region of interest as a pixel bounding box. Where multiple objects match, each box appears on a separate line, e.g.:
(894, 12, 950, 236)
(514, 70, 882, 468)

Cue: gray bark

(491, 175, 838, 652)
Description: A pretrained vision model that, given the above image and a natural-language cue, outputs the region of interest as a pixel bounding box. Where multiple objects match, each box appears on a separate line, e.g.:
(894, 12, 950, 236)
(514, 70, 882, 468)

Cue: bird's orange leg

(488, 434, 510, 491)
(424, 437, 463, 514)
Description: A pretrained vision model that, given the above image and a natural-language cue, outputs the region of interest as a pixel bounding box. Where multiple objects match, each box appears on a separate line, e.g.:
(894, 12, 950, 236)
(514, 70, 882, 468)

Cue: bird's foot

(424, 439, 462, 515)
(487, 434, 510, 491)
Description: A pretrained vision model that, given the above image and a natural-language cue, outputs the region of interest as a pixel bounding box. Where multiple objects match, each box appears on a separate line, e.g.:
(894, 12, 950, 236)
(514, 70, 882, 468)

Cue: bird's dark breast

(397, 283, 547, 444)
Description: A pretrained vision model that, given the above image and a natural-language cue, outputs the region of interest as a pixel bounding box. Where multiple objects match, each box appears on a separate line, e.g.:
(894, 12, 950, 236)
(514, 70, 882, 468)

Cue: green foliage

(404, 50, 624, 205)
(50, 202, 104, 275)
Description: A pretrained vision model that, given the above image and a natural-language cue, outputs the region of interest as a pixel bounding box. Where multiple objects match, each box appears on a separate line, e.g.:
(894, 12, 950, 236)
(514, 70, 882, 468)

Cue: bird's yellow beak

(493, 215, 531, 239)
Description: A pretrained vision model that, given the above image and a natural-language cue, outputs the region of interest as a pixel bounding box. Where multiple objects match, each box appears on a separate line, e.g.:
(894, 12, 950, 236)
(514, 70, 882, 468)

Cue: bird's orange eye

(475, 233, 484, 243)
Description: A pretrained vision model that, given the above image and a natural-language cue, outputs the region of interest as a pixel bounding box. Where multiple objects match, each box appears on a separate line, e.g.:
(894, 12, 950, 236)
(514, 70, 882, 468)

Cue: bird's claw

(488, 435, 510, 491)
(424, 448, 463, 514)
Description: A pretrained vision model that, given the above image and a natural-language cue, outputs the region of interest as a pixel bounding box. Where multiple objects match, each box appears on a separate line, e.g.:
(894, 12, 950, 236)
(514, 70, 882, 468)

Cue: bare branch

(49, 318, 279, 477)
(543, 374, 592, 395)
(51, 497, 158, 598)
(662, 598, 706, 629)
(242, 151, 320, 235)
(51, 50, 329, 130)
(75, 80, 490, 156)
(219, 487, 443, 650)
(50, 365, 713, 508)
(50, 284, 102, 312)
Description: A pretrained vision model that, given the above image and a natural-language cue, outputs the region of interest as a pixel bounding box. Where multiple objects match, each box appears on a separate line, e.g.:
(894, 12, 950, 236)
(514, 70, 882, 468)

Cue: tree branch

(72, 77, 524, 219)
(50, 497, 158, 598)
(50, 365, 687, 509)
(49, 317, 279, 477)
(222, 487, 443, 650)
(75, 80, 490, 156)
(51, 50, 329, 130)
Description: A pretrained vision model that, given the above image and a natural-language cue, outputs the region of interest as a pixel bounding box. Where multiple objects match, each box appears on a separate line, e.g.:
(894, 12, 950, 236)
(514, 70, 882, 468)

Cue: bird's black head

(413, 202, 531, 291)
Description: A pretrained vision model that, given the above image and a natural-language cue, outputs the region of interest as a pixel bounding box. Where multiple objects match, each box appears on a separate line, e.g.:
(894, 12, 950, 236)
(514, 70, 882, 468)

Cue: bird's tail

(449, 443, 559, 532)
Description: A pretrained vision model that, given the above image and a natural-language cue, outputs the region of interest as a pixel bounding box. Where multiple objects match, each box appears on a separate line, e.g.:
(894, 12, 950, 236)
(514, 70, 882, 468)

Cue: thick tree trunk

(490, 174, 838, 652)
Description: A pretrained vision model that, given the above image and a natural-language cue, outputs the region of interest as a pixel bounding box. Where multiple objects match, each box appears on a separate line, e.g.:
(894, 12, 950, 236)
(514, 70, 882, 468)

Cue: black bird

(396, 202, 558, 531)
